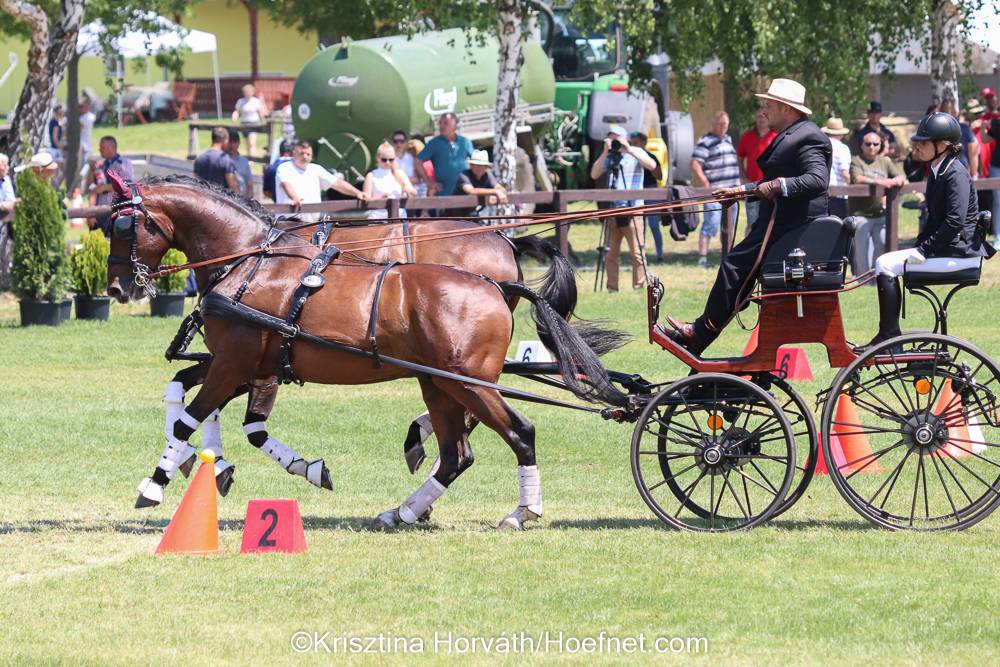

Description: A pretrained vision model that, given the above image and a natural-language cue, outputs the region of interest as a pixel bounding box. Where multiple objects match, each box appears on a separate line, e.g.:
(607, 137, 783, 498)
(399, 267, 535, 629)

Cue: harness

(107, 182, 171, 297)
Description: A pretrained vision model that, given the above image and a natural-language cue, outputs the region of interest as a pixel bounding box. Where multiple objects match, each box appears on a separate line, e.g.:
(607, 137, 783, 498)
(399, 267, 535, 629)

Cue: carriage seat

(902, 211, 989, 289)
(759, 215, 857, 292)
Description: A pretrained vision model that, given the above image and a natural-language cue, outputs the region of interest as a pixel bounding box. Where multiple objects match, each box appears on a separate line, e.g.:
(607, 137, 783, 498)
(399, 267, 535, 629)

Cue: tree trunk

(930, 0, 959, 105)
(1, 0, 87, 167)
(243, 1, 260, 80)
(493, 0, 526, 193)
(64, 50, 80, 192)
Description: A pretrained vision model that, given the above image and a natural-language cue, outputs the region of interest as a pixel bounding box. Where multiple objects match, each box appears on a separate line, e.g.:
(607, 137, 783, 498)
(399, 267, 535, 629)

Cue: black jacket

(752, 117, 832, 232)
(917, 153, 991, 259)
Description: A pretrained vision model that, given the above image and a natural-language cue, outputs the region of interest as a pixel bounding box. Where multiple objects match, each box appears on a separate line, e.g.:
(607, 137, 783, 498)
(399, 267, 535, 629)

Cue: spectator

(851, 101, 898, 158)
(232, 84, 267, 157)
(629, 131, 665, 263)
(987, 116, 1000, 246)
(89, 136, 135, 236)
(849, 130, 906, 276)
(415, 113, 474, 199)
(690, 111, 740, 268)
(407, 138, 432, 198)
(983, 87, 999, 123)
(225, 129, 254, 198)
(78, 99, 96, 171)
(941, 97, 980, 178)
(966, 99, 994, 219)
(455, 149, 507, 220)
(0, 153, 17, 221)
(391, 130, 416, 183)
(590, 124, 656, 291)
(48, 104, 65, 159)
(736, 107, 778, 230)
(29, 151, 59, 186)
(364, 141, 416, 219)
(821, 117, 852, 218)
(276, 140, 368, 221)
(263, 140, 294, 201)
(194, 127, 239, 192)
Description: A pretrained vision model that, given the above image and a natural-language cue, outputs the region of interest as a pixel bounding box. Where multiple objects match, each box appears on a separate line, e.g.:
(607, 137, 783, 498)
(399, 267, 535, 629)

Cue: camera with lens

(610, 139, 623, 152)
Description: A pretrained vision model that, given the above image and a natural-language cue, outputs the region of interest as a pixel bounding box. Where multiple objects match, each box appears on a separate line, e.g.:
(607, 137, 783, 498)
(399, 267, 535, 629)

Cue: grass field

(4, 211, 1000, 665)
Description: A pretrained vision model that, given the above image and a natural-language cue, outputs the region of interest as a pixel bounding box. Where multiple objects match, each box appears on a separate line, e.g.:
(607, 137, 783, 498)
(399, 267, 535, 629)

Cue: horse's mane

(142, 174, 275, 229)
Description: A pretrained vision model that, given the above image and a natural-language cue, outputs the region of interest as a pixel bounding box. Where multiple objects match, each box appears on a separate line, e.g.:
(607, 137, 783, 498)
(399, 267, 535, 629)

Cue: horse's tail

(511, 235, 577, 320)
(499, 281, 629, 407)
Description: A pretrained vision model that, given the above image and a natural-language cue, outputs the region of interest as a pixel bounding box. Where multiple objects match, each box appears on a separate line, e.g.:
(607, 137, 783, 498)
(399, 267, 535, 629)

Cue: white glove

(907, 248, 926, 265)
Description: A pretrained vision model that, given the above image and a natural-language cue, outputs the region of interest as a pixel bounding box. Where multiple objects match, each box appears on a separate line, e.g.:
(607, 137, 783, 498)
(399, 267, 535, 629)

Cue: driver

(856, 112, 995, 351)
(664, 79, 831, 354)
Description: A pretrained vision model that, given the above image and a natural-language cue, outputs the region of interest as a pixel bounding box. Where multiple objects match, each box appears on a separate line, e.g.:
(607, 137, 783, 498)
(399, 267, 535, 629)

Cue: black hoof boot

(216, 465, 235, 497)
(404, 444, 426, 475)
(178, 454, 196, 478)
(320, 465, 333, 491)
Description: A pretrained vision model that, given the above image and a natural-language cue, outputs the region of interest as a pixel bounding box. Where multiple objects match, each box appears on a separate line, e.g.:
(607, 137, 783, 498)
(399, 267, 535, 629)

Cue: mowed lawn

(3, 212, 1000, 666)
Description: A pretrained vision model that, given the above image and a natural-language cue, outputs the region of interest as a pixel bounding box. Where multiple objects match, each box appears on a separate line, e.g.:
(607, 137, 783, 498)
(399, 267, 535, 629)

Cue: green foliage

(69, 230, 110, 296)
(10, 169, 68, 302)
(154, 248, 188, 294)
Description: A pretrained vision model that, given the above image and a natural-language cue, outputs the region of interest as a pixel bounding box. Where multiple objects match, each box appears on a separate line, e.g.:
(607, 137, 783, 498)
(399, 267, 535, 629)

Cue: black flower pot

(149, 292, 187, 317)
(74, 294, 112, 321)
(19, 299, 72, 326)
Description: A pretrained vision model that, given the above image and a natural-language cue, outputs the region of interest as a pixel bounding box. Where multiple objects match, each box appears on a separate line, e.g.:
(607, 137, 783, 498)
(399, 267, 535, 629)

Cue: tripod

(594, 160, 624, 292)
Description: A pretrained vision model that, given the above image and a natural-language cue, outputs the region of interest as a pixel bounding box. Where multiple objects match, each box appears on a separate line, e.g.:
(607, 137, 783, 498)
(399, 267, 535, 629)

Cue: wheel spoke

(722, 470, 750, 520)
(734, 465, 778, 497)
(937, 446, 1000, 495)
(909, 454, 923, 527)
(868, 448, 911, 509)
(929, 452, 961, 523)
(674, 469, 708, 518)
(844, 439, 905, 479)
(936, 453, 975, 505)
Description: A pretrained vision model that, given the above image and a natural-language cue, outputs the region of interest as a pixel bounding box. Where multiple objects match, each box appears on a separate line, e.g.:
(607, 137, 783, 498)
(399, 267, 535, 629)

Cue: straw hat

(468, 149, 492, 167)
(821, 117, 850, 136)
(965, 98, 986, 116)
(29, 151, 57, 170)
(755, 78, 812, 115)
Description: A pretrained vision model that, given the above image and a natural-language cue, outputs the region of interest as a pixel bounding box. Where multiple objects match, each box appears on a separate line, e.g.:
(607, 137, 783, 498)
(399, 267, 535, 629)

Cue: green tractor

(290, 4, 683, 192)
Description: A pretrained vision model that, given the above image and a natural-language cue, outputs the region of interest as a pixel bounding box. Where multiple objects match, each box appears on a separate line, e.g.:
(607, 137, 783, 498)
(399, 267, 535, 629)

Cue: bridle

(107, 182, 172, 298)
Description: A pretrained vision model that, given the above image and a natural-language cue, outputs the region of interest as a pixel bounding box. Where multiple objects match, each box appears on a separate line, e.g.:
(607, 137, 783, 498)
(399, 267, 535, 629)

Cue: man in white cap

(664, 78, 832, 354)
(590, 123, 657, 291)
(821, 117, 852, 218)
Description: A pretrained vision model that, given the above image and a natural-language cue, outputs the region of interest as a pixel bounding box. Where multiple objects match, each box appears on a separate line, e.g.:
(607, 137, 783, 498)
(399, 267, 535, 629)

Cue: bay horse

(107, 176, 627, 529)
(155, 176, 586, 503)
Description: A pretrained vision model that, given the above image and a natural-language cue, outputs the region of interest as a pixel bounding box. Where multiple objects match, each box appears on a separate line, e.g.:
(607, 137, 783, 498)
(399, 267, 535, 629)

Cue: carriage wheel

(764, 376, 818, 519)
(631, 373, 796, 531)
(821, 333, 1000, 530)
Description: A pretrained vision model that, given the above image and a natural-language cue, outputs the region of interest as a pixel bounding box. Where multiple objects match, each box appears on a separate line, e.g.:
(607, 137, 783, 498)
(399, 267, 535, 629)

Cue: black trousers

(692, 207, 781, 348)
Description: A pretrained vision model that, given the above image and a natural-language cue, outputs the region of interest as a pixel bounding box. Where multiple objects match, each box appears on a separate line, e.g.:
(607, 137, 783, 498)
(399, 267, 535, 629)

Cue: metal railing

(68, 179, 1000, 258)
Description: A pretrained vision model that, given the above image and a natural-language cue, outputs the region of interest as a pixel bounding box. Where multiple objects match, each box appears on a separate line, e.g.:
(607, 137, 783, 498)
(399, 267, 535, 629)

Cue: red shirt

(737, 128, 777, 182)
(975, 125, 993, 178)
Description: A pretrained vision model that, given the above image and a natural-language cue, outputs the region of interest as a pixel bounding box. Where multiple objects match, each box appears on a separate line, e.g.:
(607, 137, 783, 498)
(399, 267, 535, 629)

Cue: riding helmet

(911, 112, 961, 143)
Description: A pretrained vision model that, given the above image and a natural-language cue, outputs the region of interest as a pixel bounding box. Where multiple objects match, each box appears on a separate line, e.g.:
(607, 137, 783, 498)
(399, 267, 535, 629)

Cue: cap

(868, 101, 883, 113)
(983, 87, 997, 98)
(607, 124, 628, 138)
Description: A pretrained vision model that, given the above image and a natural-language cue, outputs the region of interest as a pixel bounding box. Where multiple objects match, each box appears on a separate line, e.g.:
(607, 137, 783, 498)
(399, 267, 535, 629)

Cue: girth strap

(367, 261, 400, 368)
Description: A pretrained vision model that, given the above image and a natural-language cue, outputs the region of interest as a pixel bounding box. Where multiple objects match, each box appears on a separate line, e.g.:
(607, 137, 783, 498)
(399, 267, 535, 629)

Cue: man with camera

(590, 124, 657, 291)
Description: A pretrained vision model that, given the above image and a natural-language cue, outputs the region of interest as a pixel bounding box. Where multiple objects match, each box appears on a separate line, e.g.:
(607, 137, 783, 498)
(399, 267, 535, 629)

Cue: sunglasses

(391, 138, 406, 144)
(863, 142, 882, 147)
(379, 156, 395, 162)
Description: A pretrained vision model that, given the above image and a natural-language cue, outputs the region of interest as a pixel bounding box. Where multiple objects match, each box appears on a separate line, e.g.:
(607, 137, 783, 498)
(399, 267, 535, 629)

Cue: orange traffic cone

(156, 450, 221, 555)
(831, 394, 884, 473)
(933, 381, 979, 458)
(742, 325, 759, 356)
(809, 435, 844, 476)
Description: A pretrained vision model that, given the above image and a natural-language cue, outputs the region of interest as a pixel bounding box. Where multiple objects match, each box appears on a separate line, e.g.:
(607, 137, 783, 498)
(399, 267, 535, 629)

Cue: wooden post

(885, 184, 899, 252)
(553, 190, 568, 256)
(187, 124, 199, 160)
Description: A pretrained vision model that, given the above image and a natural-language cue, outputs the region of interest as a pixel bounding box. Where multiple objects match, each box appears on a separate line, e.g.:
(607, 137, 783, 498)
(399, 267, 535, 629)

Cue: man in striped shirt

(690, 112, 740, 267)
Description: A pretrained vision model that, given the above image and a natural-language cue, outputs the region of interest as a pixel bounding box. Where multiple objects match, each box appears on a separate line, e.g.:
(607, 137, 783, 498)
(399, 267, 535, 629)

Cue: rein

(147, 193, 746, 280)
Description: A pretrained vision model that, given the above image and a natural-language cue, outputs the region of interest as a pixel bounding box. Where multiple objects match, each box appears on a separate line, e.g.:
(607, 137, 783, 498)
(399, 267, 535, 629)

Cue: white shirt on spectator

(235, 96, 266, 125)
(366, 167, 412, 219)
(829, 139, 852, 187)
(275, 161, 341, 204)
(397, 152, 415, 180)
(79, 111, 96, 156)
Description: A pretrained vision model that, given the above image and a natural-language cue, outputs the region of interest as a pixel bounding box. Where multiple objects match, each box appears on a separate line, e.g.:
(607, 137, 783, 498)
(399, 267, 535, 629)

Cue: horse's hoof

(417, 506, 432, 523)
(404, 444, 426, 475)
(318, 463, 333, 491)
(135, 478, 163, 509)
(214, 461, 235, 497)
(178, 453, 196, 478)
(497, 506, 540, 531)
(306, 460, 331, 490)
(372, 509, 400, 531)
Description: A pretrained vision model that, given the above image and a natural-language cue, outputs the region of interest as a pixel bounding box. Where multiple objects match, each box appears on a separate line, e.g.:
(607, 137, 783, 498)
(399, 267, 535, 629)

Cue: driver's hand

(713, 186, 744, 199)
(755, 179, 782, 200)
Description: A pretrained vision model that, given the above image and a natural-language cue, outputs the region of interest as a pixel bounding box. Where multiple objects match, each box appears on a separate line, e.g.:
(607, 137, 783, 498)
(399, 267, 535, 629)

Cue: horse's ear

(106, 169, 130, 198)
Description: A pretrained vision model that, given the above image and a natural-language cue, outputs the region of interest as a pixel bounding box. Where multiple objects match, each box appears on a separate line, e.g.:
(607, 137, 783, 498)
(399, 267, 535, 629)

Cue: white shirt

(829, 138, 852, 188)
(79, 111, 96, 154)
(275, 161, 341, 204)
(366, 167, 412, 219)
(397, 152, 415, 180)
(235, 96, 266, 124)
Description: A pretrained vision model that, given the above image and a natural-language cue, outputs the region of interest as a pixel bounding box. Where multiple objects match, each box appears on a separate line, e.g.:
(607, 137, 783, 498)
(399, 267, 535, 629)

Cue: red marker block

(240, 499, 307, 554)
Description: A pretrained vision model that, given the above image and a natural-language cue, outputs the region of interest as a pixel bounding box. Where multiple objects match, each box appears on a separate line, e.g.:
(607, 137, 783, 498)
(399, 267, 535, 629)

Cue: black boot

(855, 274, 902, 353)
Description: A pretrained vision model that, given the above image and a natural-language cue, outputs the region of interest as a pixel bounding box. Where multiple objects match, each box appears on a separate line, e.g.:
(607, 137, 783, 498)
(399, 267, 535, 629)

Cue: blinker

(113, 214, 135, 240)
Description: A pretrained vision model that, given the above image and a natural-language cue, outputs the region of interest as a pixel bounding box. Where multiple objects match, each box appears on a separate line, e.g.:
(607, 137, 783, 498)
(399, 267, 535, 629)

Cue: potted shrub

(11, 168, 70, 326)
(149, 248, 188, 317)
(70, 230, 111, 321)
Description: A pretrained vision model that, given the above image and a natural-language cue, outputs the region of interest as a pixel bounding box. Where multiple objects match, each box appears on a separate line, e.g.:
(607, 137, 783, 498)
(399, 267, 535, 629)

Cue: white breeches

(874, 248, 980, 279)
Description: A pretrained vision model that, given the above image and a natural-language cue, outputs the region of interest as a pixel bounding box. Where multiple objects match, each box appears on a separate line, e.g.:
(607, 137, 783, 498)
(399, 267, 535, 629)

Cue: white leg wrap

(518, 465, 543, 516)
(163, 382, 185, 443)
(158, 438, 196, 479)
(414, 412, 434, 444)
(201, 409, 222, 458)
(398, 477, 446, 525)
(261, 436, 300, 470)
(305, 460, 326, 487)
(136, 477, 164, 505)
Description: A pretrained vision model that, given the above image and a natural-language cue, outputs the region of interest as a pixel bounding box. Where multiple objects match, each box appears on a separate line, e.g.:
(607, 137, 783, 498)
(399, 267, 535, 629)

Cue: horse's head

(106, 171, 176, 303)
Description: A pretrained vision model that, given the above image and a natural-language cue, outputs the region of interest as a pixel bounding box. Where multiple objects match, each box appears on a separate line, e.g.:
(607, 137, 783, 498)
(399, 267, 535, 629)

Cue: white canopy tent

(77, 14, 222, 124)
